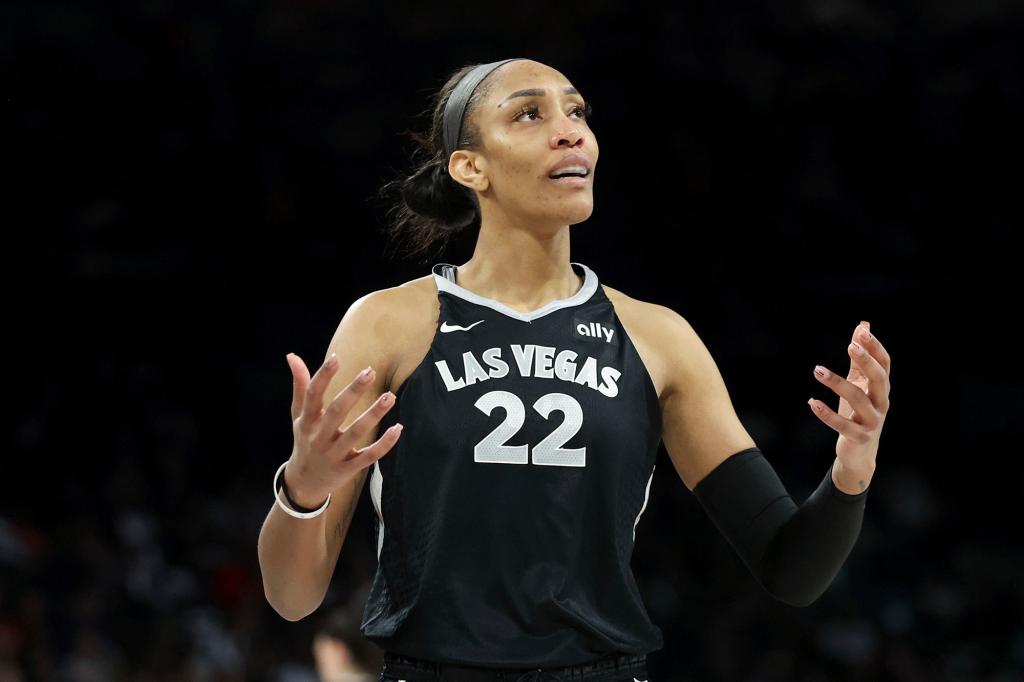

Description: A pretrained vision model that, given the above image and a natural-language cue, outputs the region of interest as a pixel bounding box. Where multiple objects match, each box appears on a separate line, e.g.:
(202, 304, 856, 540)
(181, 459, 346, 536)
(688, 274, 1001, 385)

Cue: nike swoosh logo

(440, 320, 485, 332)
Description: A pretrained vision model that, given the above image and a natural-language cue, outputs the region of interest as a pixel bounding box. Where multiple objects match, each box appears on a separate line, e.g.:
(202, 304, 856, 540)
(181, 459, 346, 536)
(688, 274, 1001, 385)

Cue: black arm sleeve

(691, 447, 869, 607)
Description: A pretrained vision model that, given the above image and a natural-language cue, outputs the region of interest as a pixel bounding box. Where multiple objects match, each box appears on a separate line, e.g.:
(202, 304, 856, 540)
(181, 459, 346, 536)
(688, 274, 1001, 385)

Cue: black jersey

(360, 261, 664, 667)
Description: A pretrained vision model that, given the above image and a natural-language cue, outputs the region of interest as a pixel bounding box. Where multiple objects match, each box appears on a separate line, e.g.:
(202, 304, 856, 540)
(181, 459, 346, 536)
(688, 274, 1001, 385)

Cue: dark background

(5, 1, 1023, 680)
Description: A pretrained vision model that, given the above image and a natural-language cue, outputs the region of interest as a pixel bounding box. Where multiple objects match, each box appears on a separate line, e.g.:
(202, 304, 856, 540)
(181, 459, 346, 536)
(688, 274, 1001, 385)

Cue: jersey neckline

(431, 261, 599, 323)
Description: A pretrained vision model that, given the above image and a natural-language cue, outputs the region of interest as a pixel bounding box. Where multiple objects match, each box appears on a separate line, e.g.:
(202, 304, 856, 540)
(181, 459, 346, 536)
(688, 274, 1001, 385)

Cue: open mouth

(548, 171, 589, 185)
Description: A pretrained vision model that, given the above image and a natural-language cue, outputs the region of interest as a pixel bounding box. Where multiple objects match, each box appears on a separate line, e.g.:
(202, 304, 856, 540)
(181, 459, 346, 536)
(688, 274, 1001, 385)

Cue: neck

(456, 214, 581, 312)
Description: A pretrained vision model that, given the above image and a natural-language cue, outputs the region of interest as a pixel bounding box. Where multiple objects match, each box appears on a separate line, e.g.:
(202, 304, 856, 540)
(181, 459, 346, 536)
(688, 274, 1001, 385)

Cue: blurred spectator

(312, 592, 381, 682)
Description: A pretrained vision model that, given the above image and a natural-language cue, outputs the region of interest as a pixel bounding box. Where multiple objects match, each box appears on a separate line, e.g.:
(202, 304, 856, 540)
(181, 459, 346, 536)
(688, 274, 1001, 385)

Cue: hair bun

(401, 158, 478, 231)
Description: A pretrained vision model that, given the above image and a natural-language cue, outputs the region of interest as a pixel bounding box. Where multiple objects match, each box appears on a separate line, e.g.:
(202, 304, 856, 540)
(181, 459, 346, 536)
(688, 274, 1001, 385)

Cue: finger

(848, 342, 891, 414)
(288, 353, 312, 422)
(310, 366, 379, 449)
(808, 397, 871, 442)
(298, 353, 340, 430)
(340, 422, 404, 469)
(854, 323, 891, 376)
(846, 324, 869, 383)
(329, 390, 398, 454)
(813, 363, 879, 427)
(846, 358, 866, 385)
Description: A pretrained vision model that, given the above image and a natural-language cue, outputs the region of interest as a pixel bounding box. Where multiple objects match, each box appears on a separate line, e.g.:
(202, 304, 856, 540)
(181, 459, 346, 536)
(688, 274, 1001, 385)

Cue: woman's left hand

(809, 321, 891, 491)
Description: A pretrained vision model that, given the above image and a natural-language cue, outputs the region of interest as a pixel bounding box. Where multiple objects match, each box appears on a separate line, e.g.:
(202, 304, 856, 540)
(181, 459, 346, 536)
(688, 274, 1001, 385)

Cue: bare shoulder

(600, 282, 694, 401)
(601, 282, 681, 326)
(355, 272, 436, 321)
(344, 273, 439, 391)
(601, 283, 757, 489)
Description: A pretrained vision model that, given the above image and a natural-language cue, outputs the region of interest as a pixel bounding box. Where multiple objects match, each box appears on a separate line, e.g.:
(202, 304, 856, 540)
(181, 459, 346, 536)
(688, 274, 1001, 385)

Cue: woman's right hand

(282, 352, 403, 508)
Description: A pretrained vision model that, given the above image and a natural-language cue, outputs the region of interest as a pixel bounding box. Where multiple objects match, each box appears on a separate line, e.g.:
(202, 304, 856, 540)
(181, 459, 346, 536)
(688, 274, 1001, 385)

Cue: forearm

(754, 459, 870, 606)
(693, 448, 870, 607)
(257, 501, 332, 621)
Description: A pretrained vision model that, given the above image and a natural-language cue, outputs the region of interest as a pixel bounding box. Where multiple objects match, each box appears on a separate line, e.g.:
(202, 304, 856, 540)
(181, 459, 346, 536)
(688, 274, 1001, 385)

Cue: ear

(448, 150, 489, 192)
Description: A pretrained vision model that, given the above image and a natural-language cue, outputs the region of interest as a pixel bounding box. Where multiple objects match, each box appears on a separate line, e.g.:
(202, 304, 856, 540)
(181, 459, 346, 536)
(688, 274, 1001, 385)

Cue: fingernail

(851, 341, 865, 355)
(326, 353, 337, 367)
(814, 365, 830, 380)
(359, 366, 373, 382)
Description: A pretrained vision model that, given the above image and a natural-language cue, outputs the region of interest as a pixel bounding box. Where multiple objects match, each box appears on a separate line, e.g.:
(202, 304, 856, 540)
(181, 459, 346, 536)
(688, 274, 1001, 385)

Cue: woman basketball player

(258, 58, 892, 682)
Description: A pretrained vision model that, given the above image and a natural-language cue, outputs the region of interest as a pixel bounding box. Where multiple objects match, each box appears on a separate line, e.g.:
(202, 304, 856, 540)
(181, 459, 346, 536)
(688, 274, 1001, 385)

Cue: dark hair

(378, 62, 504, 263)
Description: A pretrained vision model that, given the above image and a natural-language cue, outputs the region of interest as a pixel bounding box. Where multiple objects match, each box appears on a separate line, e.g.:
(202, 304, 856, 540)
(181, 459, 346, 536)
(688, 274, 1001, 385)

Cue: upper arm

(656, 308, 756, 492)
(316, 288, 406, 570)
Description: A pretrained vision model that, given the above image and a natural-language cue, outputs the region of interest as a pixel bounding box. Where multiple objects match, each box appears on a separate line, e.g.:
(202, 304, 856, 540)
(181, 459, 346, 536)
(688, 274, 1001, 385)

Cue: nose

(550, 117, 584, 148)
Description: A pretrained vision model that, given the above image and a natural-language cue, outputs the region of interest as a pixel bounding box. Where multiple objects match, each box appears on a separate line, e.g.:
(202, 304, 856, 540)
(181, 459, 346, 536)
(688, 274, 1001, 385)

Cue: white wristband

(274, 461, 331, 519)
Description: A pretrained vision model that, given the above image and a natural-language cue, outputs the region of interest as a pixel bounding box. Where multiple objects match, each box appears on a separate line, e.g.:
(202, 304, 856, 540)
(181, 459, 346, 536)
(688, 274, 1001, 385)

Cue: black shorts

(378, 650, 650, 682)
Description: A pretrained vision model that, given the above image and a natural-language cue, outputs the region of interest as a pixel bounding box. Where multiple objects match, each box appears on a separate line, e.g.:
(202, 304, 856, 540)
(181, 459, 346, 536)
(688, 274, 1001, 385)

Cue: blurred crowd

(2, 353, 1022, 680)
(7, 0, 1022, 679)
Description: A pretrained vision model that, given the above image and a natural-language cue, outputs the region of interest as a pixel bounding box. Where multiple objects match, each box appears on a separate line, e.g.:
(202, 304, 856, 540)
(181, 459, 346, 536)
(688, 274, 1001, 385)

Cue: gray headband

(443, 58, 528, 160)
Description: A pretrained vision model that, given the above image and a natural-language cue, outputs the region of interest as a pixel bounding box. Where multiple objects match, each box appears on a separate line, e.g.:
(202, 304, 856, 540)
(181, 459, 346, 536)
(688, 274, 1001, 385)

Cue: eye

(513, 104, 541, 122)
(512, 102, 591, 122)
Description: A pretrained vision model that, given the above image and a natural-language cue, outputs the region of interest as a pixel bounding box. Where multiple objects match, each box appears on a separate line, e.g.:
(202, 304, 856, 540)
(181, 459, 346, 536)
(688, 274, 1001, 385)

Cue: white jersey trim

(432, 261, 599, 323)
(370, 460, 385, 560)
(633, 465, 655, 543)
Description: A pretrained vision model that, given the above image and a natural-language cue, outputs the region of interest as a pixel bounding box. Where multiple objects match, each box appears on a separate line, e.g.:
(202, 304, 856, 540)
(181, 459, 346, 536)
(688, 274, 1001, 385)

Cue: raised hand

(283, 352, 403, 509)
(808, 321, 892, 492)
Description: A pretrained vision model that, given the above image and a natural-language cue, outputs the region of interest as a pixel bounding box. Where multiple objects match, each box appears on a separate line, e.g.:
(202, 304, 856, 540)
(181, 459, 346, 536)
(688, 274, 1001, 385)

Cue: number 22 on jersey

(473, 390, 586, 467)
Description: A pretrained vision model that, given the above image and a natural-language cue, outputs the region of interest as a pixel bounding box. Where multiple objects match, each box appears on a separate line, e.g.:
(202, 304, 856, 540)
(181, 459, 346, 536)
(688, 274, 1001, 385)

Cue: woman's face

(451, 60, 599, 228)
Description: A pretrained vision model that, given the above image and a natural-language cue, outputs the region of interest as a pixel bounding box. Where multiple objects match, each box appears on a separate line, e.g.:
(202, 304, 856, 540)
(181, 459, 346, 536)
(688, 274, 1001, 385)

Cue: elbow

(271, 603, 306, 623)
(263, 586, 301, 622)
(264, 591, 317, 622)
(753, 544, 844, 608)
(757, 571, 827, 608)
(262, 581, 324, 622)
(768, 588, 821, 608)
(257, 543, 328, 622)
